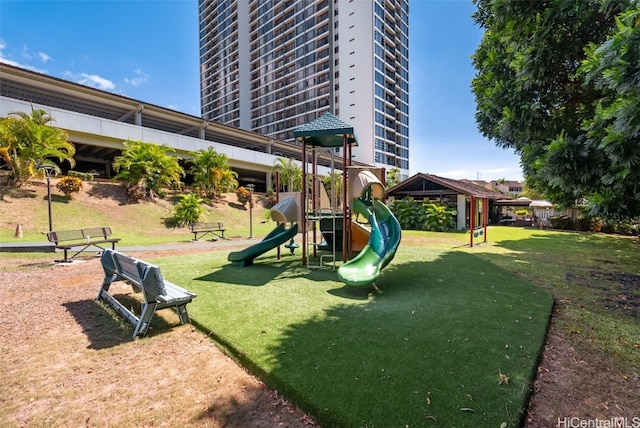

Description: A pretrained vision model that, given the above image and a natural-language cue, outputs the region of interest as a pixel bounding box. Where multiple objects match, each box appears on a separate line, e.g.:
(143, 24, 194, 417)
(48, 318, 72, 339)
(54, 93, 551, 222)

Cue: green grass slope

(0, 179, 274, 245)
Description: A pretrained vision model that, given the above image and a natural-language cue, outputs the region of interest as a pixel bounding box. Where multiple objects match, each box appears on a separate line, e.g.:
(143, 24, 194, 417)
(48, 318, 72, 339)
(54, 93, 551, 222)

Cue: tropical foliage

(422, 203, 457, 232)
(321, 171, 343, 208)
(0, 107, 75, 187)
(272, 157, 301, 192)
(188, 147, 238, 198)
(471, 0, 640, 219)
(390, 198, 457, 231)
(112, 139, 184, 200)
(172, 193, 205, 227)
(386, 166, 401, 188)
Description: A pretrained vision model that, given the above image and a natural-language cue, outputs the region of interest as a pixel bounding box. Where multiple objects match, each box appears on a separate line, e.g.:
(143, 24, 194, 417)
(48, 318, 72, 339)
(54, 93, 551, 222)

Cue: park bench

(188, 221, 226, 241)
(97, 249, 197, 338)
(46, 226, 120, 262)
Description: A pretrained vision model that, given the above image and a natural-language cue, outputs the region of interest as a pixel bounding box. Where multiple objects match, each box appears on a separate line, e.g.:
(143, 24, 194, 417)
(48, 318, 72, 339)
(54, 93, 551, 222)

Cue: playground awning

(293, 112, 358, 148)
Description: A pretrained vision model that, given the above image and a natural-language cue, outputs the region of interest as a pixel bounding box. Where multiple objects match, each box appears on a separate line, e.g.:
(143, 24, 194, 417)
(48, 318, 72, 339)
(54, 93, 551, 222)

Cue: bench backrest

(137, 261, 167, 298)
(100, 249, 118, 277)
(47, 227, 113, 243)
(112, 251, 143, 286)
(108, 250, 166, 300)
(189, 221, 223, 232)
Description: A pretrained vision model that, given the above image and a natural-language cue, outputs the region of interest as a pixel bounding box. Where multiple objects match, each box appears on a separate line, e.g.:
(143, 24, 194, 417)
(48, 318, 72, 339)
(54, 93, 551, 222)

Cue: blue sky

(0, 0, 523, 182)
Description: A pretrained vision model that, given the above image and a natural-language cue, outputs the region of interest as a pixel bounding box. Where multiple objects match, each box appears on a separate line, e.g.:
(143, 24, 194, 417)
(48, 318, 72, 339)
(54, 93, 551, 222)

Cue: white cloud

(37, 52, 53, 63)
(63, 71, 116, 91)
(124, 68, 148, 87)
(0, 42, 47, 72)
(20, 44, 33, 60)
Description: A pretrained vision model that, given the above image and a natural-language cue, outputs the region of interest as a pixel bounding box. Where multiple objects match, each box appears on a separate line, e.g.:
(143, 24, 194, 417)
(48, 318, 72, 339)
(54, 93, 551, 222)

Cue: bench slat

(188, 222, 226, 241)
(46, 227, 120, 262)
(97, 249, 196, 338)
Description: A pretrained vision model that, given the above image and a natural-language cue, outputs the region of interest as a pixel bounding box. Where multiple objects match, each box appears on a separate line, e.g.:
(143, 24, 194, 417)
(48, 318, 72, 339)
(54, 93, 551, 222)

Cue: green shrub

(575, 217, 595, 231)
(602, 219, 640, 236)
(390, 198, 422, 230)
(67, 170, 94, 181)
(172, 193, 205, 227)
(390, 198, 456, 231)
(422, 203, 457, 231)
(55, 176, 83, 199)
(550, 215, 575, 230)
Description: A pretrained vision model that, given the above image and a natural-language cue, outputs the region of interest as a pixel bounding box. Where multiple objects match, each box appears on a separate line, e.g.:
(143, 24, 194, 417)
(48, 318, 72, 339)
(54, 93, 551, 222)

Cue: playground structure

(469, 195, 488, 247)
(227, 196, 299, 266)
(229, 112, 401, 287)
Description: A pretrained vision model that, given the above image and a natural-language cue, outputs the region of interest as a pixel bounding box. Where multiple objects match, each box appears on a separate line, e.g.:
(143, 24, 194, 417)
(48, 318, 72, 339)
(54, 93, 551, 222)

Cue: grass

(0, 179, 275, 244)
(4, 181, 639, 426)
(149, 241, 553, 427)
(474, 227, 640, 367)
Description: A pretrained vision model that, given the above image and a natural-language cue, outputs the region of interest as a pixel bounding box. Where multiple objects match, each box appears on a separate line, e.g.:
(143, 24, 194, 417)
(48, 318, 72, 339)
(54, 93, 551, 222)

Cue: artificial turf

(151, 241, 553, 427)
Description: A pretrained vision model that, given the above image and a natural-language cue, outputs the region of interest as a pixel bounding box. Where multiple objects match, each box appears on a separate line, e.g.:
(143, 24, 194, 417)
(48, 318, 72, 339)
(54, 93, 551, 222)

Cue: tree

(471, 0, 638, 218)
(112, 139, 184, 200)
(580, 7, 640, 218)
(272, 157, 302, 191)
(189, 147, 238, 198)
(0, 106, 75, 186)
(386, 166, 401, 188)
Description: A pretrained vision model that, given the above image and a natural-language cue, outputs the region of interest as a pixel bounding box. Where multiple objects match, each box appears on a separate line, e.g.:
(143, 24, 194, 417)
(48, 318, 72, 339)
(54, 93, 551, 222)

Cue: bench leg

(174, 304, 191, 324)
(133, 302, 159, 338)
(96, 275, 117, 300)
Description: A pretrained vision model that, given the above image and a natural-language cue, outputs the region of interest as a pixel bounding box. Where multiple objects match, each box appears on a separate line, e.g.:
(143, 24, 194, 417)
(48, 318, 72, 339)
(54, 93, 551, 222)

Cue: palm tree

(321, 170, 343, 207)
(188, 147, 238, 198)
(112, 139, 184, 200)
(272, 157, 302, 192)
(0, 106, 75, 187)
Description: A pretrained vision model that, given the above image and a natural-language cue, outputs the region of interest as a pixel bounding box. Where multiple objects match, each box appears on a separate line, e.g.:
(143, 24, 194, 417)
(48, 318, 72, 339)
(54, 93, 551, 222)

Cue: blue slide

(337, 199, 401, 287)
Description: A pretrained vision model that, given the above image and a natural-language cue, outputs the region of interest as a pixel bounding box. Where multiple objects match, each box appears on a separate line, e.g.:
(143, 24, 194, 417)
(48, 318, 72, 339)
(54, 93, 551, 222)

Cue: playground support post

(247, 184, 255, 239)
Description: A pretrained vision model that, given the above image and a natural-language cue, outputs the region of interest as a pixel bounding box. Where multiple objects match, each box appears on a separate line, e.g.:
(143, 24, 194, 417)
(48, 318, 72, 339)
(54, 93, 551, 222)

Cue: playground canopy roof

(293, 112, 358, 148)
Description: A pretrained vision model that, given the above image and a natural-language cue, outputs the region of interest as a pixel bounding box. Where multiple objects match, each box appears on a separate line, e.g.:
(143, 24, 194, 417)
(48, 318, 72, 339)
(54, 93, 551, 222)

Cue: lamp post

(247, 184, 255, 239)
(38, 164, 55, 233)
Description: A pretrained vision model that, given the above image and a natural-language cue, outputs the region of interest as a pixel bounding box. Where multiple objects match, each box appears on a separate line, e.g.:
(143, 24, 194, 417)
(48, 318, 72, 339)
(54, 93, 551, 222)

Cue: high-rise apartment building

(198, 0, 409, 178)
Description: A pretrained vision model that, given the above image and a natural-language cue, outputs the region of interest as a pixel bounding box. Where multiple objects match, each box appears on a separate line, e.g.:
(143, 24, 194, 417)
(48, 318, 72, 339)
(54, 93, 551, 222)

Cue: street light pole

(38, 164, 55, 233)
(247, 184, 255, 239)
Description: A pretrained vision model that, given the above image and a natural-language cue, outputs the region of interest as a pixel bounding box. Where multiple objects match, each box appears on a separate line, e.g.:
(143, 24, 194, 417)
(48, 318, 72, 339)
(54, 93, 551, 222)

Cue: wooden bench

(188, 221, 226, 241)
(46, 226, 120, 262)
(97, 249, 197, 338)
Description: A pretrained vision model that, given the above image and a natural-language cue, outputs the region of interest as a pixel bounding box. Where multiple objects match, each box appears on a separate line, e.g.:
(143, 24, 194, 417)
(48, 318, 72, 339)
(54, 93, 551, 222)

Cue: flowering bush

(56, 176, 83, 199)
(236, 186, 251, 207)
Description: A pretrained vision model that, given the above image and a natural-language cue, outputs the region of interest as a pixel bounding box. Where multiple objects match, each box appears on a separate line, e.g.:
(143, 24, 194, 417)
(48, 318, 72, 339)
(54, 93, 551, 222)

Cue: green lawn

(5, 183, 637, 426)
(149, 232, 553, 427)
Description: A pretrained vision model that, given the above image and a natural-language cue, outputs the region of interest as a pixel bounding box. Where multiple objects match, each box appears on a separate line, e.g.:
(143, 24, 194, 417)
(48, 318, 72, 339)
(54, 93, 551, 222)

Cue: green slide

(337, 199, 401, 287)
(228, 223, 298, 266)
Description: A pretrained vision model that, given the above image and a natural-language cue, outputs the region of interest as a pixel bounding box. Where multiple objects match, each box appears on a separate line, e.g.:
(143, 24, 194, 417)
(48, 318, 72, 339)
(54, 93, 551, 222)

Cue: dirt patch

(565, 269, 640, 317)
(0, 252, 316, 427)
(524, 304, 640, 427)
